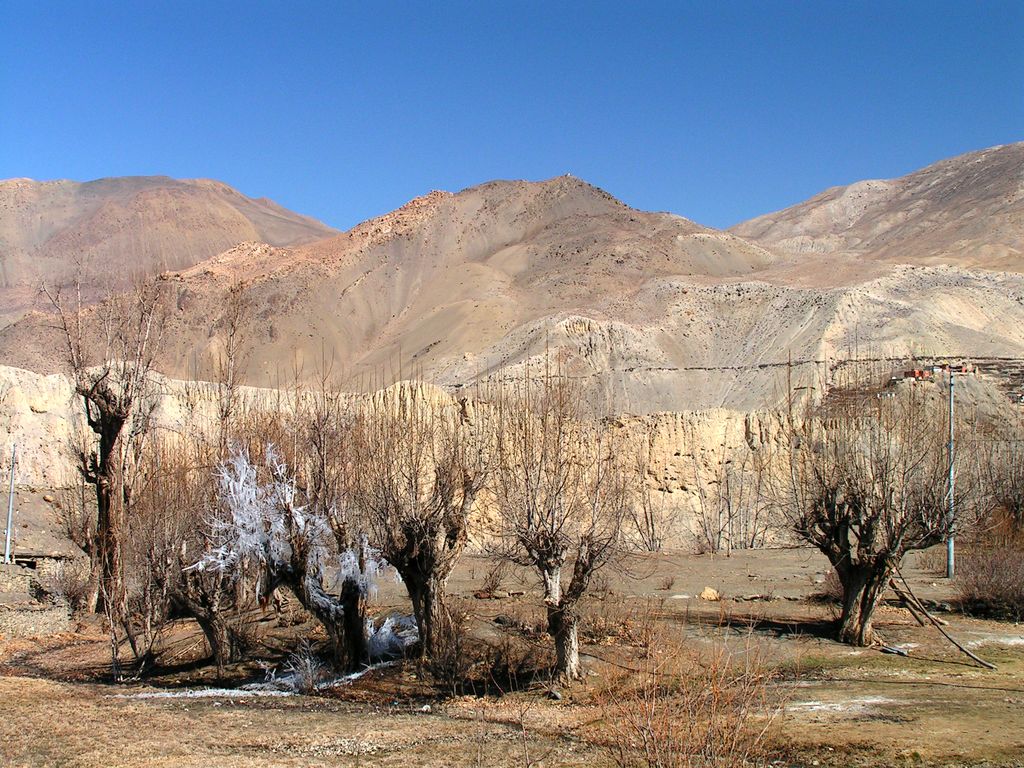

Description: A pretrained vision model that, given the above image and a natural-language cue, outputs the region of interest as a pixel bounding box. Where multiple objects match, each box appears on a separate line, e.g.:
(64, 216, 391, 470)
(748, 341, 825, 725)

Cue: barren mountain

(0, 176, 337, 327)
(731, 143, 1024, 269)
(2, 147, 1023, 414)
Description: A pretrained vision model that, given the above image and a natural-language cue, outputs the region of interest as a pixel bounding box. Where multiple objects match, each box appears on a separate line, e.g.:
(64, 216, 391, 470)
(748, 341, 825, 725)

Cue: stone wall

(0, 602, 71, 638)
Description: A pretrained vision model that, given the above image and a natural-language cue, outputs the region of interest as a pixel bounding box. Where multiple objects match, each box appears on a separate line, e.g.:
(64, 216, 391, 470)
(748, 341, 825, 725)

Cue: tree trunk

(338, 576, 367, 671)
(92, 419, 124, 615)
(406, 573, 448, 660)
(548, 605, 582, 681)
(172, 587, 233, 675)
(836, 565, 888, 646)
(195, 612, 232, 675)
(294, 571, 367, 672)
(84, 556, 102, 614)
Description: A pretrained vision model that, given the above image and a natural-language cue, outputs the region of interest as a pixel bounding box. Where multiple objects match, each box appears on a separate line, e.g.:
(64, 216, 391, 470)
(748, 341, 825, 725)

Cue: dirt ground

(2, 546, 1023, 768)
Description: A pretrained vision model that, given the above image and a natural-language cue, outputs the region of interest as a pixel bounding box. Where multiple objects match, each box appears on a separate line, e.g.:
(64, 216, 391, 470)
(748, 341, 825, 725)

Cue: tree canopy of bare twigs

(45, 281, 167, 619)
(981, 432, 1024, 541)
(690, 429, 773, 555)
(348, 382, 489, 663)
(629, 429, 671, 552)
(492, 371, 634, 681)
(774, 388, 983, 646)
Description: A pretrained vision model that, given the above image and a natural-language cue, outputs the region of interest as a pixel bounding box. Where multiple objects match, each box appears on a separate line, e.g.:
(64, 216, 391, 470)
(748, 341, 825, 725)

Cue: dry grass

(592, 630, 783, 768)
(4, 547, 1024, 767)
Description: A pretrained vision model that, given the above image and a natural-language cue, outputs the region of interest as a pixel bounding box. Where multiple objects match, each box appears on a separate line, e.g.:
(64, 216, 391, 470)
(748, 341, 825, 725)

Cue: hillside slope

(0, 176, 337, 326)
(730, 143, 1024, 269)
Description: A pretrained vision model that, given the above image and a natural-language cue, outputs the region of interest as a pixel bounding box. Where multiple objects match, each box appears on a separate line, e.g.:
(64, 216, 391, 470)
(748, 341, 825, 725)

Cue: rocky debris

(699, 586, 722, 601)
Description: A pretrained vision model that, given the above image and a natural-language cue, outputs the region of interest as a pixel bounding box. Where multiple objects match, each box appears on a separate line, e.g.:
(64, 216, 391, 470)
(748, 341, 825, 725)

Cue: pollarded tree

(492, 371, 634, 681)
(196, 444, 382, 670)
(348, 382, 488, 662)
(295, 372, 374, 666)
(777, 387, 979, 646)
(46, 281, 166, 614)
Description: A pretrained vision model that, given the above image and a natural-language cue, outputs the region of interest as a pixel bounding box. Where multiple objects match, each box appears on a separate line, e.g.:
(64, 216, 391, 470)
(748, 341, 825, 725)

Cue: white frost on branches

(367, 614, 419, 660)
(192, 444, 384, 606)
(190, 446, 293, 581)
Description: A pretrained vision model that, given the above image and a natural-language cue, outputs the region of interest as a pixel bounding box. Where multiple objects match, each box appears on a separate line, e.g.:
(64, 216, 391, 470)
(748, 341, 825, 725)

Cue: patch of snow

(966, 634, 1024, 649)
(788, 696, 896, 714)
(112, 688, 293, 700)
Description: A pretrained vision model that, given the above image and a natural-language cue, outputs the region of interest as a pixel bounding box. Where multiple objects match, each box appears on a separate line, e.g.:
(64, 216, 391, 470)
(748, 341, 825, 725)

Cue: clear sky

(1, 1, 1021, 230)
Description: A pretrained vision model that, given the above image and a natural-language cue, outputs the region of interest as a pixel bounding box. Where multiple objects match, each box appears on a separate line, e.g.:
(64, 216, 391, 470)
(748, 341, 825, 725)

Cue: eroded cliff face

(0, 366, 84, 488)
(12, 362, 1017, 554)
(0, 365, 786, 551)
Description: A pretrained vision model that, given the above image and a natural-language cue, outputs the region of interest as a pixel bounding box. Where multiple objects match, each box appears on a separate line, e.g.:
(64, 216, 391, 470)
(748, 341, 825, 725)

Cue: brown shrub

(956, 545, 1024, 621)
(579, 596, 662, 650)
(594, 631, 782, 768)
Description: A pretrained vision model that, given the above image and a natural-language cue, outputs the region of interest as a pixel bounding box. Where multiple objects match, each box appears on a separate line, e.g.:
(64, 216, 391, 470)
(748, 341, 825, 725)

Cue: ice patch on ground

(112, 688, 293, 700)
(788, 696, 896, 714)
(966, 634, 1024, 649)
(112, 661, 400, 699)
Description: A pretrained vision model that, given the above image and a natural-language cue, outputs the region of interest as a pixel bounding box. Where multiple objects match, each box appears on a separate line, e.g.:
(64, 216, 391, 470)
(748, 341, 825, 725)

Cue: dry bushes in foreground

(957, 435, 1024, 621)
(957, 544, 1024, 621)
(594, 632, 782, 768)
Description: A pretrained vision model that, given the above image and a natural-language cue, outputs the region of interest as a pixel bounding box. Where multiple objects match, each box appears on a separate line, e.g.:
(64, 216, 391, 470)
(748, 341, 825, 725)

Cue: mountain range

(1, 143, 1021, 413)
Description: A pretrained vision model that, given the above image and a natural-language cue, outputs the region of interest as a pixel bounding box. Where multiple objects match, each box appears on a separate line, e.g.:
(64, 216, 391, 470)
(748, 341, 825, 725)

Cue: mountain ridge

(1, 147, 1022, 414)
(730, 142, 1024, 269)
(0, 175, 339, 327)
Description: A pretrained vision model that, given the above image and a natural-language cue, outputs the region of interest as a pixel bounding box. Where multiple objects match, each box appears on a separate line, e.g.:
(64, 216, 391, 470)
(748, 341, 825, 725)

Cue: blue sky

(1, 1, 1021, 230)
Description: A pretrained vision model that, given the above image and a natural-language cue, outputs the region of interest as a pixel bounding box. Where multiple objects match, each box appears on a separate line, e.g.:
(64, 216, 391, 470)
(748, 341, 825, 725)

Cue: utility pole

(4, 444, 15, 564)
(946, 371, 955, 579)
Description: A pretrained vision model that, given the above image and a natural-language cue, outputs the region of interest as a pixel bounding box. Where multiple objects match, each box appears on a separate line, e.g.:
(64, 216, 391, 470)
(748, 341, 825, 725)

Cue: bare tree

(295, 369, 375, 668)
(691, 434, 772, 555)
(492, 372, 634, 681)
(775, 389, 980, 646)
(197, 441, 382, 671)
(212, 282, 251, 452)
(46, 281, 166, 614)
(629, 429, 670, 552)
(349, 382, 488, 662)
(982, 433, 1024, 542)
(154, 438, 257, 675)
(157, 286, 264, 674)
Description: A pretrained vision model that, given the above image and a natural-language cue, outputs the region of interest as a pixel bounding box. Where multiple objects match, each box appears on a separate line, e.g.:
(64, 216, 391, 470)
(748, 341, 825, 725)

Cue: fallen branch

(893, 567, 996, 670)
(891, 573, 949, 626)
(888, 578, 927, 626)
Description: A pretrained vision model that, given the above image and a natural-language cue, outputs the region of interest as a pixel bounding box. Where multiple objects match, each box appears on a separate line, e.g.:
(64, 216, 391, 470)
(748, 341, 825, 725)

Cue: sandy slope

(731, 142, 1024, 269)
(0, 176, 337, 327)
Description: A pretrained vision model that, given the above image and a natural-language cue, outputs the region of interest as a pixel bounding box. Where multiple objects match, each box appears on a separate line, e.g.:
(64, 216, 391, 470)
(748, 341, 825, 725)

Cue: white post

(946, 372, 955, 579)
(4, 444, 15, 564)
